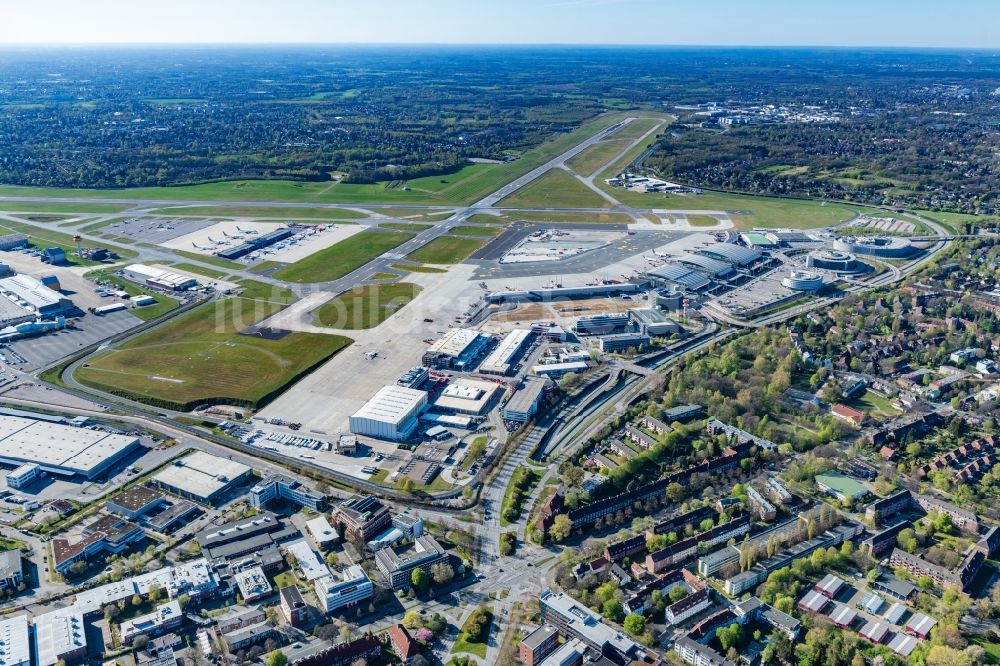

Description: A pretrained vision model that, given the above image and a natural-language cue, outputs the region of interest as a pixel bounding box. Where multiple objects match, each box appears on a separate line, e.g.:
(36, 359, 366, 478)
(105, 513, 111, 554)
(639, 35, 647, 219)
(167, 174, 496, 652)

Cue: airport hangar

(0, 415, 141, 480)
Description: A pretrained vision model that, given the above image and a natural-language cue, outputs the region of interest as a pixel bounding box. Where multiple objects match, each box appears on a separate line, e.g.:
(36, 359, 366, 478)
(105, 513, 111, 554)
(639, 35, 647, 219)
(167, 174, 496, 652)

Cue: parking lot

(6, 309, 141, 369)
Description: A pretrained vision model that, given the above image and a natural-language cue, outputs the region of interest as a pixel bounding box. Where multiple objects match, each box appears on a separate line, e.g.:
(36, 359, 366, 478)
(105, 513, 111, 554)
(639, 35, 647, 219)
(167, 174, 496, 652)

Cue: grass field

(466, 214, 507, 224)
(314, 283, 421, 329)
(0, 202, 131, 214)
(452, 610, 493, 659)
(450, 225, 502, 237)
(237, 278, 297, 304)
(379, 222, 432, 231)
(607, 117, 665, 141)
(565, 138, 632, 177)
(168, 263, 232, 280)
(506, 210, 633, 225)
(849, 390, 902, 418)
(0, 111, 639, 206)
(407, 236, 487, 264)
(372, 272, 399, 280)
(152, 205, 365, 219)
(84, 269, 180, 321)
(390, 263, 447, 274)
(170, 249, 246, 270)
(687, 214, 720, 227)
(75, 295, 350, 410)
(273, 230, 414, 283)
(498, 169, 613, 209)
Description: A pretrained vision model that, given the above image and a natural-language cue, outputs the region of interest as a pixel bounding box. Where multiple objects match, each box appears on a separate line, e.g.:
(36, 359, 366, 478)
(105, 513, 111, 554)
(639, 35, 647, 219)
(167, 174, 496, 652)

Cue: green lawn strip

(971, 637, 1000, 665)
(273, 230, 414, 283)
(75, 296, 349, 410)
(237, 279, 297, 304)
(152, 205, 365, 219)
(167, 263, 231, 281)
(565, 138, 633, 177)
(406, 236, 487, 265)
(606, 117, 664, 141)
(83, 268, 180, 321)
(170, 249, 246, 270)
(249, 261, 283, 274)
(0, 202, 131, 214)
(389, 263, 447, 274)
(314, 283, 421, 329)
(466, 214, 508, 225)
(379, 222, 433, 231)
(371, 272, 400, 280)
(687, 214, 720, 227)
(449, 225, 502, 237)
(0, 219, 136, 265)
(500, 467, 543, 527)
(506, 210, 633, 225)
(368, 468, 454, 493)
(497, 169, 614, 209)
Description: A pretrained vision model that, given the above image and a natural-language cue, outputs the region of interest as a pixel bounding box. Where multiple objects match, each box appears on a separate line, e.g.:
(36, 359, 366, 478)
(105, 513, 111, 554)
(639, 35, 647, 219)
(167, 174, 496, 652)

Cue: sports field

(406, 236, 487, 264)
(75, 296, 351, 410)
(272, 230, 414, 283)
(497, 169, 613, 209)
(314, 283, 421, 329)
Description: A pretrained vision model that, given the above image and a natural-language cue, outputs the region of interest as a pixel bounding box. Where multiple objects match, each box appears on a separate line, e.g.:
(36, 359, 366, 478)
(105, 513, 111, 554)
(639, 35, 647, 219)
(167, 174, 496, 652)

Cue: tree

(666, 483, 686, 503)
(603, 599, 624, 622)
(411, 567, 430, 592)
(265, 650, 288, 666)
(550, 515, 572, 542)
(403, 610, 422, 630)
(668, 585, 688, 603)
(431, 562, 455, 585)
(133, 635, 150, 652)
(623, 613, 646, 636)
(561, 464, 584, 488)
(926, 645, 972, 666)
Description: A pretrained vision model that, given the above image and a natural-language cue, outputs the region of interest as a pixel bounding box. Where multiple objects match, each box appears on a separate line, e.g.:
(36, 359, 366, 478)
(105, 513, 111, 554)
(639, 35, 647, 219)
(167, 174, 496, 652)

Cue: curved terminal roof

(699, 243, 762, 266)
(676, 253, 735, 278)
(648, 264, 713, 291)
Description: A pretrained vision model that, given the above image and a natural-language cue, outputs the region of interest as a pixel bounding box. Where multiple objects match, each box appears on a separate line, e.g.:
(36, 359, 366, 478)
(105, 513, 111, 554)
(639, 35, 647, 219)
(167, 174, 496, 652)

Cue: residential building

(746, 486, 777, 521)
(889, 547, 984, 591)
(279, 586, 309, 628)
(387, 624, 420, 665)
(674, 636, 736, 666)
(222, 623, 276, 652)
(865, 490, 912, 525)
(290, 636, 381, 666)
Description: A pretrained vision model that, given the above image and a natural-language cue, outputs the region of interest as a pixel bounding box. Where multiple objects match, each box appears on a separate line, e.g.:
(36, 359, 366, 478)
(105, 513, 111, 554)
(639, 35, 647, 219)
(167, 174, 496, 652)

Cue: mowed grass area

(451, 610, 493, 659)
(390, 263, 447, 274)
(506, 210, 633, 225)
(565, 138, 632, 177)
(84, 269, 180, 321)
(75, 296, 351, 410)
(168, 263, 232, 281)
(466, 214, 507, 224)
(0, 111, 640, 206)
(379, 222, 432, 231)
(315, 283, 421, 329)
(407, 236, 487, 264)
(450, 225, 502, 237)
(152, 205, 365, 220)
(849, 390, 902, 418)
(687, 214, 720, 227)
(0, 202, 132, 214)
(606, 117, 665, 141)
(273, 230, 413, 283)
(498, 169, 613, 209)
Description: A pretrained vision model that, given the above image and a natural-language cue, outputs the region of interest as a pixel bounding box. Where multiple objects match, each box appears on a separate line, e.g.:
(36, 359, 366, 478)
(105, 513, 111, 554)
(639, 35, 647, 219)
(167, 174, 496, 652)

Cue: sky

(0, 0, 998, 48)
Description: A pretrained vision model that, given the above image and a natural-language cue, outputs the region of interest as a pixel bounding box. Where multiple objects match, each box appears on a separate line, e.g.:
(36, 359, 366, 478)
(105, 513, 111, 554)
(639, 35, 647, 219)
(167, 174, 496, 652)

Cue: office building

(314, 566, 373, 613)
(374, 535, 448, 590)
(518, 624, 559, 666)
(502, 378, 547, 423)
(333, 495, 392, 542)
(279, 586, 309, 627)
(233, 566, 272, 603)
(106, 485, 167, 520)
(539, 590, 639, 662)
(248, 474, 326, 511)
(120, 601, 182, 645)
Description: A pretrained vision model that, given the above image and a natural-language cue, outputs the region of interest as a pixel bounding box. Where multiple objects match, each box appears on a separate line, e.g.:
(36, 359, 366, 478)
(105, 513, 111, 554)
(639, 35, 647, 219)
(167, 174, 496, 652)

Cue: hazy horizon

(2, 0, 998, 49)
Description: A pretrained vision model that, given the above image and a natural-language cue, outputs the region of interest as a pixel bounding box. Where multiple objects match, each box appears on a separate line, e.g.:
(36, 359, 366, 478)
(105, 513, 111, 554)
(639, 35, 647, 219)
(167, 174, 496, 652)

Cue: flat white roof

(305, 516, 340, 545)
(479, 329, 531, 373)
(33, 609, 85, 666)
(0, 416, 138, 477)
(433, 378, 499, 413)
(152, 451, 250, 500)
(533, 361, 588, 375)
(426, 328, 481, 358)
(0, 275, 63, 311)
(285, 540, 331, 582)
(0, 614, 29, 666)
(352, 386, 427, 426)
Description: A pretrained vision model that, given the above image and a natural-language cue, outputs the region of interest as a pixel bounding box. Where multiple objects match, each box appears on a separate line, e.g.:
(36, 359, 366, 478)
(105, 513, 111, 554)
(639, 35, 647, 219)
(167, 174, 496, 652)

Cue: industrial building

(503, 378, 547, 423)
(151, 451, 253, 505)
(216, 228, 293, 261)
(781, 270, 824, 291)
(33, 610, 86, 666)
(0, 234, 28, 251)
(314, 565, 374, 613)
(628, 308, 680, 336)
(0, 274, 74, 318)
(0, 416, 141, 479)
(0, 615, 29, 666)
(349, 386, 427, 441)
(478, 329, 533, 376)
(421, 328, 490, 370)
(122, 264, 199, 291)
(431, 378, 501, 416)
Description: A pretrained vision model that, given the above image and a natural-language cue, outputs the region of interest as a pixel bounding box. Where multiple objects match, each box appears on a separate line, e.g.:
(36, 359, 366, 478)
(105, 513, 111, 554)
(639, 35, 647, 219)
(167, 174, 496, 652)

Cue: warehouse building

(152, 451, 253, 505)
(122, 264, 198, 291)
(33, 609, 86, 666)
(350, 386, 427, 442)
(0, 234, 28, 252)
(0, 615, 29, 666)
(432, 378, 501, 416)
(503, 378, 547, 423)
(421, 328, 490, 370)
(478, 329, 533, 376)
(0, 275, 74, 317)
(0, 416, 140, 479)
